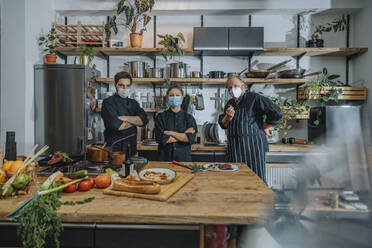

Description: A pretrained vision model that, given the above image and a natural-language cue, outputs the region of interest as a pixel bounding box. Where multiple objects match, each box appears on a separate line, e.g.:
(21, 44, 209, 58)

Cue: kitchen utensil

(147, 68, 165, 78)
(169, 62, 188, 78)
(281, 137, 288, 144)
(208, 71, 225, 78)
(86, 144, 110, 162)
(294, 139, 313, 145)
(123, 61, 148, 78)
(288, 137, 296, 144)
(245, 59, 291, 78)
(103, 172, 194, 201)
(191, 71, 202, 78)
(172, 160, 193, 170)
(195, 92, 205, 110)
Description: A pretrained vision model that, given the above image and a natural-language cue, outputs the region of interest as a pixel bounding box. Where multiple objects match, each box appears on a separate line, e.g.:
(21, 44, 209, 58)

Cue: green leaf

(322, 67, 328, 75)
(327, 74, 340, 80)
(177, 32, 185, 42)
(313, 120, 320, 126)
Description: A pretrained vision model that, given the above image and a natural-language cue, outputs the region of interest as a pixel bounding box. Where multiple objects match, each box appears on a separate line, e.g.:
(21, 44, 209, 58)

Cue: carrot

(54, 173, 64, 182)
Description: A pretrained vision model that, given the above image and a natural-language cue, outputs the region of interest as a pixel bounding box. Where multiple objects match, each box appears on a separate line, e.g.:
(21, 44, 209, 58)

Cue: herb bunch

(17, 183, 63, 248)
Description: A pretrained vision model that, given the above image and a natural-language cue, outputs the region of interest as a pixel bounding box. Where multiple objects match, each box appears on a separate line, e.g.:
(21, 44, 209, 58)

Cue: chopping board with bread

(103, 169, 194, 201)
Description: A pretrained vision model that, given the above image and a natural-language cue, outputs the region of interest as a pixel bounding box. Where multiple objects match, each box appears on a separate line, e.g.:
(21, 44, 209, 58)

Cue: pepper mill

(5, 131, 17, 161)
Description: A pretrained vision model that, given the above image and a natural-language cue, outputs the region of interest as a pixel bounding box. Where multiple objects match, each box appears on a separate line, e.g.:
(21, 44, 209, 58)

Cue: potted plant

(38, 28, 65, 64)
(157, 32, 185, 61)
(77, 45, 98, 80)
(299, 68, 344, 126)
(306, 15, 347, 48)
(105, 0, 155, 48)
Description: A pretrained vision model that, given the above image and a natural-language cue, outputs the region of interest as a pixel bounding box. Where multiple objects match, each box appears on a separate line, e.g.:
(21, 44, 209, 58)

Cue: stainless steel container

(191, 71, 202, 78)
(147, 68, 165, 78)
(123, 61, 148, 78)
(169, 62, 188, 78)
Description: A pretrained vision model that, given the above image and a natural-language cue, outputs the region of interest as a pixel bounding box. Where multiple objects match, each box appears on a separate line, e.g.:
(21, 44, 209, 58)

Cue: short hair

(114, 71, 133, 85)
(166, 85, 184, 96)
(227, 75, 243, 85)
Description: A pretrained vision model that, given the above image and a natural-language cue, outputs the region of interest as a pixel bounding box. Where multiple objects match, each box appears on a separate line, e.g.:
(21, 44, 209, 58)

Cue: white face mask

(230, 86, 242, 99)
(117, 88, 131, 98)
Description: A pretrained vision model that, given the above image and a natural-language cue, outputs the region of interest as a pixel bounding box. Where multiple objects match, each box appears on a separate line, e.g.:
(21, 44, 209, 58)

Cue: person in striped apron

(218, 76, 282, 182)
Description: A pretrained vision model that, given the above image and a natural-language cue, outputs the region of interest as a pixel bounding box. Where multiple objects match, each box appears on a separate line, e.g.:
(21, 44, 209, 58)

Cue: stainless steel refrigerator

(34, 64, 100, 155)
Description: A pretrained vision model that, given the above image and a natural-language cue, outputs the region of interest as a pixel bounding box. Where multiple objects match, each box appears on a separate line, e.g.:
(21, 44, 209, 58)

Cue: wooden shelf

(55, 47, 367, 58)
(261, 47, 368, 57)
(143, 108, 158, 113)
(100, 47, 194, 56)
(55, 47, 106, 59)
(95, 77, 307, 85)
(298, 86, 367, 100)
(281, 106, 310, 119)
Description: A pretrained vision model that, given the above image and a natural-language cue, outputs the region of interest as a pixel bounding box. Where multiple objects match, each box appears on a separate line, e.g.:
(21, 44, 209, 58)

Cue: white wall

(1, 0, 56, 154)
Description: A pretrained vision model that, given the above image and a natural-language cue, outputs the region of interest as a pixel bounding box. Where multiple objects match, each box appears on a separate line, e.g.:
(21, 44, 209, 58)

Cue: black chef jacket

(155, 109, 197, 162)
(101, 94, 148, 155)
(218, 90, 282, 182)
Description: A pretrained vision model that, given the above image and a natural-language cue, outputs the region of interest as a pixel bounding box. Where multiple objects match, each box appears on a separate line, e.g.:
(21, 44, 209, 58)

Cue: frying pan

(245, 59, 292, 78)
(278, 70, 320, 79)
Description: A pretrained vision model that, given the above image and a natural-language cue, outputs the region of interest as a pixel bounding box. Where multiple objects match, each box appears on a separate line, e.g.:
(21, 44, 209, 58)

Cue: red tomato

(63, 183, 76, 193)
(79, 180, 92, 192)
(88, 177, 95, 187)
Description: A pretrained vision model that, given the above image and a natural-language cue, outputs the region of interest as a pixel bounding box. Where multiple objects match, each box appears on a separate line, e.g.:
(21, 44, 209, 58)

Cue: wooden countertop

(137, 142, 322, 153)
(0, 162, 274, 225)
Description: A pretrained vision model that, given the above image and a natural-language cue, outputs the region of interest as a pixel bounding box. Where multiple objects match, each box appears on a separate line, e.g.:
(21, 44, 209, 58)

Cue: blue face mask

(168, 96, 183, 107)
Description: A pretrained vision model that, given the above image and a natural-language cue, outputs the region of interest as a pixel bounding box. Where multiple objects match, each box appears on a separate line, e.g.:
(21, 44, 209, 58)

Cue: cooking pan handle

(111, 133, 136, 151)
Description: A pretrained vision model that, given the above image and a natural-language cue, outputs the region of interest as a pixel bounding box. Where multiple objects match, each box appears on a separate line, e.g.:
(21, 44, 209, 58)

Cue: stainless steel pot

(123, 61, 148, 78)
(191, 71, 202, 78)
(147, 68, 165, 78)
(169, 62, 188, 78)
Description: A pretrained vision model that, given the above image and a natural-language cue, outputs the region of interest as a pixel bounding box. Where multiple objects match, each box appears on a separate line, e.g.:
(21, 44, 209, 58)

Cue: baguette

(112, 178, 161, 194)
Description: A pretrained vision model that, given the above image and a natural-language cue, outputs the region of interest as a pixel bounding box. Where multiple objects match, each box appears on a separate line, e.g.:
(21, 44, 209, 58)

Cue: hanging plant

(157, 32, 185, 61)
(302, 67, 344, 126)
(311, 15, 347, 40)
(270, 97, 310, 137)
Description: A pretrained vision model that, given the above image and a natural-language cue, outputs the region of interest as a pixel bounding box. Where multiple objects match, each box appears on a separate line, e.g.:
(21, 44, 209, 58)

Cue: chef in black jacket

(155, 86, 197, 161)
(219, 76, 282, 182)
(101, 71, 148, 155)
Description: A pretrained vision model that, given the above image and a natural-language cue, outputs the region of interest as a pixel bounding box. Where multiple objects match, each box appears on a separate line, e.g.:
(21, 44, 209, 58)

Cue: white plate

(202, 163, 239, 172)
(139, 168, 176, 184)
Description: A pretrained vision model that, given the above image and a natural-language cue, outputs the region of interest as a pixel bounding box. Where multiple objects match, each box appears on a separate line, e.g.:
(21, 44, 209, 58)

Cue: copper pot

(86, 145, 110, 162)
(110, 151, 126, 166)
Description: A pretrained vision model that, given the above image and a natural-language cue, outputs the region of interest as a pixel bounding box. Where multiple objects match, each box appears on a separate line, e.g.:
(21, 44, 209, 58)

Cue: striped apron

(226, 97, 269, 183)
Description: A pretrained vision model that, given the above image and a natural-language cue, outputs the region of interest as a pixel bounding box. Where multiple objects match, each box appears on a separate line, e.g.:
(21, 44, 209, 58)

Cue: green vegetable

(189, 163, 203, 171)
(105, 168, 118, 175)
(7, 171, 91, 248)
(62, 197, 95, 206)
(12, 174, 30, 189)
(0, 184, 14, 197)
(69, 170, 88, 179)
(17, 184, 63, 248)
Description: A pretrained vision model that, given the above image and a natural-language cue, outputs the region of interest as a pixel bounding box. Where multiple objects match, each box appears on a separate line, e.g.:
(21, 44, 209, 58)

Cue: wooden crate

(281, 106, 310, 119)
(54, 21, 109, 48)
(298, 86, 367, 101)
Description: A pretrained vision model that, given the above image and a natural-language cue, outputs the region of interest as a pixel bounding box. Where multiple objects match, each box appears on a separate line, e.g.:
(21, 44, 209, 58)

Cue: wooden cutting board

(103, 172, 194, 201)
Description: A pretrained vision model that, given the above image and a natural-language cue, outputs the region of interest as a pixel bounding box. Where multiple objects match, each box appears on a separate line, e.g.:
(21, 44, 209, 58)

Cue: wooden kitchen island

(0, 162, 274, 248)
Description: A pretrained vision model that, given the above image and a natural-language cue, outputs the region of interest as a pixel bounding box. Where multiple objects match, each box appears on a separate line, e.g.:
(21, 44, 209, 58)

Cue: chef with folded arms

(101, 71, 148, 155)
(219, 76, 282, 182)
(155, 85, 197, 162)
